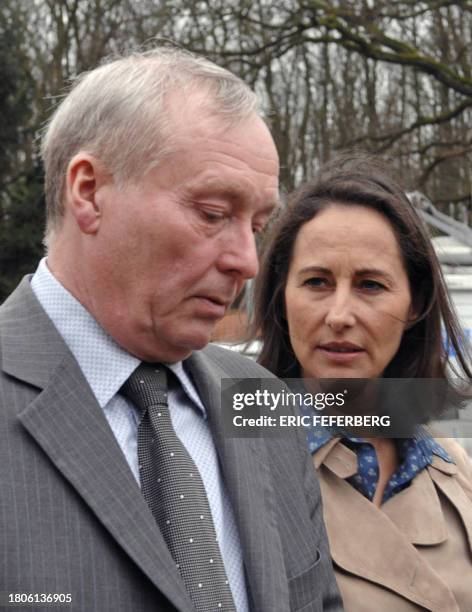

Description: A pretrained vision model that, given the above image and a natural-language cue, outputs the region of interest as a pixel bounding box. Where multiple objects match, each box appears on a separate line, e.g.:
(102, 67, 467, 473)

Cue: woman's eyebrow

(354, 268, 395, 282)
(296, 266, 395, 283)
(298, 266, 331, 275)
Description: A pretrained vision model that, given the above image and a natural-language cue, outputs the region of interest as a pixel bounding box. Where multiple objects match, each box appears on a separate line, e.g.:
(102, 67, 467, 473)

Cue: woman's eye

(303, 277, 329, 288)
(360, 279, 385, 291)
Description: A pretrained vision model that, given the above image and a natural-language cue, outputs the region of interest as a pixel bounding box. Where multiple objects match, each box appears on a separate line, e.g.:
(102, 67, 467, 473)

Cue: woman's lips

(317, 343, 365, 363)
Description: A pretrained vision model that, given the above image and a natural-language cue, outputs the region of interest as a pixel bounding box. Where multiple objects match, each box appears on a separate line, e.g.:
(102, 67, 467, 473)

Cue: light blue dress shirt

(31, 258, 249, 612)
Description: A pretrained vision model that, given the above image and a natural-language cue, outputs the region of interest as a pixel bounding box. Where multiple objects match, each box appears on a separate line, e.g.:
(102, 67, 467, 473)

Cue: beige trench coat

(314, 437, 472, 611)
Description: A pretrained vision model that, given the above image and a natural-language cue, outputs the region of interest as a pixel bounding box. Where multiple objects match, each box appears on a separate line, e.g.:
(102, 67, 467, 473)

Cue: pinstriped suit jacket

(0, 278, 343, 612)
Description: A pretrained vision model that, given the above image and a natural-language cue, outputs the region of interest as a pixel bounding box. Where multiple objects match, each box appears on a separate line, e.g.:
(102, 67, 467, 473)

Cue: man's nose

(217, 225, 259, 280)
(324, 287, 356, 331)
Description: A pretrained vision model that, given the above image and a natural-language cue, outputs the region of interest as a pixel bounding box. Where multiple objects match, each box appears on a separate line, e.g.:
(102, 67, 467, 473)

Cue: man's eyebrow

(189, 177, 241, 194)
(189, 179, 280, 208)
(258, 200, 280, 216)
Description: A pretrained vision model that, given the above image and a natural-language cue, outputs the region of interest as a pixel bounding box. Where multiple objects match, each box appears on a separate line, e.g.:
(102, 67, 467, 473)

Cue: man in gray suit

(0, 48, 342, 611)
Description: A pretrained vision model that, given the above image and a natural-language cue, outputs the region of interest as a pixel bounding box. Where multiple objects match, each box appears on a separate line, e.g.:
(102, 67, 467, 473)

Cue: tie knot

(121, 363, 168, 415)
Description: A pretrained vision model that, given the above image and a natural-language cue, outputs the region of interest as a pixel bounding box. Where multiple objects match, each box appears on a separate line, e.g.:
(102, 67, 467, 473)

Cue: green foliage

(0, 3, 32, 177)
(1, 0, 471, 302)
(0, 2, 44, 302)
(0, 171, 45, 301)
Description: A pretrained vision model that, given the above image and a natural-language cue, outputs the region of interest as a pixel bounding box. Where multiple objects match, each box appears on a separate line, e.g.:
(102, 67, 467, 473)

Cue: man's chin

(184, 330, 215, 353)
(145, 331, 214, 364)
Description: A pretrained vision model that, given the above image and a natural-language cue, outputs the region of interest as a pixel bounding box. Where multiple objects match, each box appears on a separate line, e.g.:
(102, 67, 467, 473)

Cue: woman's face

(284, 204, 415, 379)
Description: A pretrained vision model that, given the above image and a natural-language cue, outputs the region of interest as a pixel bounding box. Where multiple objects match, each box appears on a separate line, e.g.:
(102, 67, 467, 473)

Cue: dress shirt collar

(30, 258, 206, 416)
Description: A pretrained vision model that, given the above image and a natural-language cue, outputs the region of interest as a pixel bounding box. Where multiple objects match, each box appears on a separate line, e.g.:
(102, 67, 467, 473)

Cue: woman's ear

(65, 153, 110, 235)
(405, 293, 424, 330)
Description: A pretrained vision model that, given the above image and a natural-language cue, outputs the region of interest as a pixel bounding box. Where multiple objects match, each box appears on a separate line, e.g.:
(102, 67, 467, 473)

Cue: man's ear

(65, 153, 110, 235)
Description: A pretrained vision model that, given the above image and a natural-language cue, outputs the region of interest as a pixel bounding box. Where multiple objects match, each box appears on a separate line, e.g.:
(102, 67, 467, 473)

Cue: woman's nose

(324, 288, 356, 331)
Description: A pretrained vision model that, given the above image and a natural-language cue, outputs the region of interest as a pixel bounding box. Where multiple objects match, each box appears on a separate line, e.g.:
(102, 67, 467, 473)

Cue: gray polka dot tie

(121, 363, 236, 612)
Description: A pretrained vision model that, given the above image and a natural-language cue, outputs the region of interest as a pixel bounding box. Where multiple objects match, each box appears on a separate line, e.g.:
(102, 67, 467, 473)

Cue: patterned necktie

(121, 363, 236, 612)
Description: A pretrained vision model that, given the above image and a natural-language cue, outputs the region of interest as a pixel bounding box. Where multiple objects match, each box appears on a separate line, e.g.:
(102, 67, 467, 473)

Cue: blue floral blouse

(306, 425, 454, 504)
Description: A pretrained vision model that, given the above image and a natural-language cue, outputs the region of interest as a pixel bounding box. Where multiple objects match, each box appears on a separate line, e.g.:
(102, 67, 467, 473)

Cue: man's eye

(201, 210, 225, 223)
(360, 279, 385, 291)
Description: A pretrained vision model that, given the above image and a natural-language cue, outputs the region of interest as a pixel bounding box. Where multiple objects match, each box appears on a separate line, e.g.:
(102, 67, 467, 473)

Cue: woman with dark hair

(253, 155, 472, 611)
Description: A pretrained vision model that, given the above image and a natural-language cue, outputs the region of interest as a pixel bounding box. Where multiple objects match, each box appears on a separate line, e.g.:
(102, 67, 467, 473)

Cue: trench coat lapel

(381, 468, 447, 545)
(1, 278, 195, 612)
(428, 456, 472, 552)
(316, 440, 458, 611)
(185, 350, 289, 612)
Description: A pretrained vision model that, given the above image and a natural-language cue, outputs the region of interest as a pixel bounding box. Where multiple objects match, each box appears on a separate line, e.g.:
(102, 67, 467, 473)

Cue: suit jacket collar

(1, 276, 68, 389)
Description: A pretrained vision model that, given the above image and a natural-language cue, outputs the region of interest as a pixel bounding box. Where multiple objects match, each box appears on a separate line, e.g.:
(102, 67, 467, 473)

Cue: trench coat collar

(315, 439, 461, 611)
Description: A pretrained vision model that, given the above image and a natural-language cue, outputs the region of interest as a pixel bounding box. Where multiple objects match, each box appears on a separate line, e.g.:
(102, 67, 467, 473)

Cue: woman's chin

(307, 366, 372, 380)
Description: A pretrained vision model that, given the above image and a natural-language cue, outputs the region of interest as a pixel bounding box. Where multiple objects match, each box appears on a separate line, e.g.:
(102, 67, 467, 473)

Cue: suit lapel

(185, 350, 290, 612)
(1, 279, 194, 612)
(317, 442, 458, 611)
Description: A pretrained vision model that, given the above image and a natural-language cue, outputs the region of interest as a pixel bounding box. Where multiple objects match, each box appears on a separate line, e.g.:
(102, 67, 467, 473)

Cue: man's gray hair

(41, 47, 260, 245)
